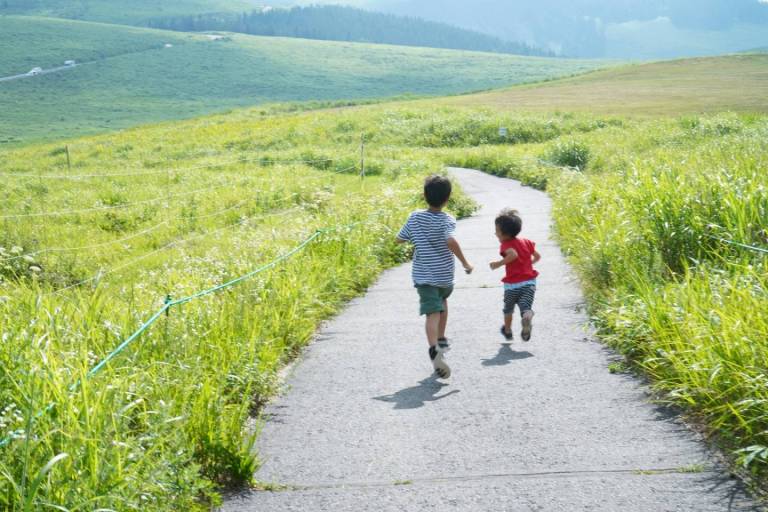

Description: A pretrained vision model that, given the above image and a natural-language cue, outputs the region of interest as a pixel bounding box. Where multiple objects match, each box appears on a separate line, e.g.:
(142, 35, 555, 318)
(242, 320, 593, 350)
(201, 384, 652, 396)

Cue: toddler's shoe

(429, 346, 451, 379)
(500, 326, 513, 341)
(521, 311, 534, 341)
(437, 336, 451, 353)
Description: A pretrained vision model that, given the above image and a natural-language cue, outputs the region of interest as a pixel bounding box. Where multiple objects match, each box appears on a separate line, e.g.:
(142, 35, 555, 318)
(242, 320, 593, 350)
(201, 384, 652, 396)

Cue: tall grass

(2, 103, 767, 508)
(549, 116, 768, 474)
(0, 106, 480, 509)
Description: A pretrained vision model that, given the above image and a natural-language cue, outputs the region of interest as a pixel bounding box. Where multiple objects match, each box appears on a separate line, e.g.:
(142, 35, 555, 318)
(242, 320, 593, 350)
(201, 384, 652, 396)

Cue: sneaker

(437, 336, 451, 353)
(429, 346, 451, 379)
(500, 326, 513, 341)
(521, 312, 534, 341)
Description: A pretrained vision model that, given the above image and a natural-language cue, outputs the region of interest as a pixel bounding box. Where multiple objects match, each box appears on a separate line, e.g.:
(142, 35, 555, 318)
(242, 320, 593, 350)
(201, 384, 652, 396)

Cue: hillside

(0, 0, 260, 25)
(0, 16, 606, 146)
(440, 54, 768, 115)
(0, 16, 197, 76)
(147, 5, 550, 57)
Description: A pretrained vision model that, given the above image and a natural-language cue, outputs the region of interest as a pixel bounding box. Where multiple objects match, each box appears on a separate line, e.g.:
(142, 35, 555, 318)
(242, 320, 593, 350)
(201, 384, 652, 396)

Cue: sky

(270, 0, 768, 58)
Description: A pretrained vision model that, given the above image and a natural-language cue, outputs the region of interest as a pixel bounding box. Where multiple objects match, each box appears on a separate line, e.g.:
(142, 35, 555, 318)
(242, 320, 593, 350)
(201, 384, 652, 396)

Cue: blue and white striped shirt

(397, 210, 456, 287)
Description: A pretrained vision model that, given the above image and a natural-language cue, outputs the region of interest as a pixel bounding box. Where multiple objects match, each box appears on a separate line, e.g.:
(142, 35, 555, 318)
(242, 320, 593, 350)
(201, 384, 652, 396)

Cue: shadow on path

(482, 343, 534, 367)
(373, 375, 460, 410)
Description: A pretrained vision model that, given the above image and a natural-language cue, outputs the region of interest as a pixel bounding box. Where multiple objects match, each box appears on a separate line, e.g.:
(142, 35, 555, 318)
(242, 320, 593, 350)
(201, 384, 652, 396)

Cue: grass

(0, 15, 608, 147)
(439, 55, 768, 116)
(0, 0, 258, 25)
(1, 49, 767, 507)
(0, 16, 198, 76)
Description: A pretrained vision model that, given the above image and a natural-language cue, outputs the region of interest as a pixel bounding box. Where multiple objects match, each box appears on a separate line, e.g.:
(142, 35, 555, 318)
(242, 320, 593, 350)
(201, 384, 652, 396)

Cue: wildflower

(10, 246, 23, 254)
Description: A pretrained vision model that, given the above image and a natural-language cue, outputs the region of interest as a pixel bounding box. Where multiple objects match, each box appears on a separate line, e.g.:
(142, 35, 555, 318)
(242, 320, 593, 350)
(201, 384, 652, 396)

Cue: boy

(489, 209, 540, 341)
(396, 175, 473, 379)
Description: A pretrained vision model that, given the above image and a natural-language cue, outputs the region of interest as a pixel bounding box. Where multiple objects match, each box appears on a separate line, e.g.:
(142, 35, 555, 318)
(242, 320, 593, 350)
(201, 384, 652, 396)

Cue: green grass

(0, 15, 608, 147)
(0, 0, 259, 25)
(1, 49, 768, 508)
(440, 54, 768, 116)
(440, 110, 768, 477)
(0, 16, 199, 76)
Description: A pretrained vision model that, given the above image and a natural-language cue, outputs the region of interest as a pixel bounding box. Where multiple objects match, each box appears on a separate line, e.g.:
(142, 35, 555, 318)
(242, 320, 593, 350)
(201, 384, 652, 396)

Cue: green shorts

(416, 285, 454, 316)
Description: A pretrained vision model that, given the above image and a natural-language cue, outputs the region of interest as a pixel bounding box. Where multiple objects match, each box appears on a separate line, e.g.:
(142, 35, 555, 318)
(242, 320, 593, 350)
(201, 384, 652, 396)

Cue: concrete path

(223, 168, 763, 511)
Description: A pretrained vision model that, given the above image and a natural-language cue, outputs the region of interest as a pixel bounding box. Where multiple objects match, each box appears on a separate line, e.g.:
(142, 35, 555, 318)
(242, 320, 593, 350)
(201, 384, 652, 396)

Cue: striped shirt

(397, 210, 456, 287)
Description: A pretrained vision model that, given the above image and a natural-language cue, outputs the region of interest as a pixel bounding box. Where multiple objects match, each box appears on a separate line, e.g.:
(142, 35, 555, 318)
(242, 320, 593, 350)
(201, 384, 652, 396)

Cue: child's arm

(447, 237, 473, 274)
(532, 249, 541, 264)
(489, 248, 518, 270)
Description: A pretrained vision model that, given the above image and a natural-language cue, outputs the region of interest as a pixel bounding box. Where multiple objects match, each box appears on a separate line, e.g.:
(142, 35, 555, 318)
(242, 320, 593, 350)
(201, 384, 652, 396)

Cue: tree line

(146, 5, 553, 57)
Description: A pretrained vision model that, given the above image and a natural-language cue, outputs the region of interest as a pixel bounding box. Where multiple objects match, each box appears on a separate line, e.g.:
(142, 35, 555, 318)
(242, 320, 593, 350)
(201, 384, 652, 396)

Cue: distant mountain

(146, 5, 553, 57)
(289, 0, 768, 58)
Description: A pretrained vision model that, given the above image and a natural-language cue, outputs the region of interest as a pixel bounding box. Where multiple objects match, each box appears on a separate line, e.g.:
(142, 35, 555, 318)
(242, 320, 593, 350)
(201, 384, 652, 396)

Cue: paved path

(0, 64, 77, 83)
(223, 168, 762, 511)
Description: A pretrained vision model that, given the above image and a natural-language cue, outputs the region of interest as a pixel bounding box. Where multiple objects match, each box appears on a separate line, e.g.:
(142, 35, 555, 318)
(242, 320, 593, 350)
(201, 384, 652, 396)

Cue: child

(489, 209, 540, 341)
(396, 175, 473, 379)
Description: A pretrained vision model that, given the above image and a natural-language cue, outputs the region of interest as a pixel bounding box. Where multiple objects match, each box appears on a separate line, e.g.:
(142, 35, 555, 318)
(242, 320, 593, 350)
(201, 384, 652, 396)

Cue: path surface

(0, 64, 77, 83)
(223, 168, 762, 511)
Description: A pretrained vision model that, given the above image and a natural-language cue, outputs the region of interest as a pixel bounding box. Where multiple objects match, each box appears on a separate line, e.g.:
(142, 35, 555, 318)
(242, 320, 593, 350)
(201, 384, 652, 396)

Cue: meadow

(1, 53, 767, 508)
(0, 0, 257, 25)
(441, 54, 768, 116)
(0, 15, 607, 147)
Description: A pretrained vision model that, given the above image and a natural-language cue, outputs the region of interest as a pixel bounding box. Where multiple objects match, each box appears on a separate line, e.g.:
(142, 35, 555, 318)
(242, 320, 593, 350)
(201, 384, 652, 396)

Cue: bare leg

(521, 310, 534, 341)
(438, 300, 448, 339)
(425, 312, 441, 347)
(503, 313, 513, 335)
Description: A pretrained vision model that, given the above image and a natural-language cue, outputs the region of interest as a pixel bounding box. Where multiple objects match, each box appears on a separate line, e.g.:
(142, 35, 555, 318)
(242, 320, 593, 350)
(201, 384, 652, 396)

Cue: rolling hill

(439, 54, 768, 115)
(0, 0, 261, 25)
(0, 15, 606, 146)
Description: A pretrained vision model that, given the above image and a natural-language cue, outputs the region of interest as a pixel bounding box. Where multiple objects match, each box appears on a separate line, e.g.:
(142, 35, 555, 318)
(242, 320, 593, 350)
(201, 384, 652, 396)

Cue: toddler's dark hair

(424, 175, 452, 207)
(495, 208, 522, 238)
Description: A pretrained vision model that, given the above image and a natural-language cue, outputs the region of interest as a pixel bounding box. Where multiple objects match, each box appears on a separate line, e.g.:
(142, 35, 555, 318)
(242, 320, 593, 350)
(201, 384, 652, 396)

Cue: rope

(0, 155, 346, 180)
(705, 234, 768, 255)
(0, 221, 169, 262)
(0, 220, 359, 449)
(0, 178, 250, 219)
(47, 206, 300, 297)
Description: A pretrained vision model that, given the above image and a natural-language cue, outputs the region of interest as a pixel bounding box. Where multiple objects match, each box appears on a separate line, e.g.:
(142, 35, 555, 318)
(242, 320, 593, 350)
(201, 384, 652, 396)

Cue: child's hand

(489, 261, 502, 271)
(463, 263, 474, 274)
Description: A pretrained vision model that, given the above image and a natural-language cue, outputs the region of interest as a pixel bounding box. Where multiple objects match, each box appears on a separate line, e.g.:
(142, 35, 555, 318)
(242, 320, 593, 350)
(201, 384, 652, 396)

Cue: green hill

(0, 16, 606, 146)
(442, 54, 768, 115)
(0, 15, 197, 76)
(0, 0, 259, 25)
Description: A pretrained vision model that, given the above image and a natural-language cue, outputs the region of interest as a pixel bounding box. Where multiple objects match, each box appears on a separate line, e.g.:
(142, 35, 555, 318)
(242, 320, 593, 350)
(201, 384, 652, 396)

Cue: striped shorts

(503, 284, 536, 316)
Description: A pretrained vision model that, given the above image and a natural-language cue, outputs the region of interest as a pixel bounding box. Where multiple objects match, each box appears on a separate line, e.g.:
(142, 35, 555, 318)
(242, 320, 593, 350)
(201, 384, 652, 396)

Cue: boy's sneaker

(521, 311, 534, 341)
(500, 326, 513, 341)
(437, 337, 451, 353)
(429, 346, 451, 379)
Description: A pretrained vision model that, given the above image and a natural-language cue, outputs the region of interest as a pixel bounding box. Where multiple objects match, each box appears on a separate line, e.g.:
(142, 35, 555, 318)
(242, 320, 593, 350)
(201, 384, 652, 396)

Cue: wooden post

(65, 145, 71, 172)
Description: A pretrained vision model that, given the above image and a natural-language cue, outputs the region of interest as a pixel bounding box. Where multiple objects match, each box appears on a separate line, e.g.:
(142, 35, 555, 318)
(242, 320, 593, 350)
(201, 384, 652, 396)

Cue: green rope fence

(0, 224, 350, 448)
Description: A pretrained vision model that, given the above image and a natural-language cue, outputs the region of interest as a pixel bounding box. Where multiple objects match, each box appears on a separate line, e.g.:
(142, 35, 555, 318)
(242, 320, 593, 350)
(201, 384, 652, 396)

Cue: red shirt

(500, 238, 539, 284)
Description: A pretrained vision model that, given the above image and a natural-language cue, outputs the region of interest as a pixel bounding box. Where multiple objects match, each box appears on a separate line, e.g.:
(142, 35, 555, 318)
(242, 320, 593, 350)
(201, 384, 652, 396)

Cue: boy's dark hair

(495, 208, 522, 238)
(424, 175, 452, 207)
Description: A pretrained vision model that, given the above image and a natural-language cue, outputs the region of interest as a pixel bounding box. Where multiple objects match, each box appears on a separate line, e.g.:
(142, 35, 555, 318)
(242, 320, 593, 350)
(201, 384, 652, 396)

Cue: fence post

(360, 133, 365, 179)
(65, 145, 71, 172)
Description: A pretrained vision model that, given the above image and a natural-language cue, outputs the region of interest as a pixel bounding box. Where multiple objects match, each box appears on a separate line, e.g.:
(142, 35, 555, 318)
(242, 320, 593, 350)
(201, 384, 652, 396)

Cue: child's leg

(504, 312, 513, 333)
(438, 299, 448, 340)
(425, 312, 441, 347)
(519, 285, 536, 341)
(501, 289, 515, 339)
